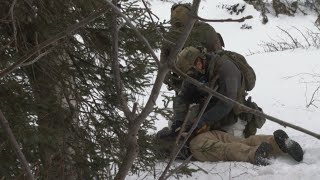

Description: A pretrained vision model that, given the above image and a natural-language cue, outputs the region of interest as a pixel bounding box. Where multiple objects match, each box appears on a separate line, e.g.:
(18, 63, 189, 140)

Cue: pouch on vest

(240, 96, 266, 137)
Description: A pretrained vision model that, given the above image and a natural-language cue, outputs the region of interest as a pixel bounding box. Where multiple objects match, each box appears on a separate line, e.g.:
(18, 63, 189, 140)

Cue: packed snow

(128, 0, 320, 179)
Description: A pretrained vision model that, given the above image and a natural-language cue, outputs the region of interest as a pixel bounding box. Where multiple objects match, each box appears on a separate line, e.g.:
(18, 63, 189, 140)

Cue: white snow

(128, 0, 320, 179)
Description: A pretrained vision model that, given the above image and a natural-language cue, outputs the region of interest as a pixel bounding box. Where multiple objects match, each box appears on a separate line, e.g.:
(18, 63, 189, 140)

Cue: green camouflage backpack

(215, 50, 256, 91)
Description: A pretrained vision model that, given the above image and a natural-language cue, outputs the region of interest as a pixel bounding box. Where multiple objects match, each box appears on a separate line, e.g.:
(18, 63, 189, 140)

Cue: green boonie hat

(176, 46, 206, 73)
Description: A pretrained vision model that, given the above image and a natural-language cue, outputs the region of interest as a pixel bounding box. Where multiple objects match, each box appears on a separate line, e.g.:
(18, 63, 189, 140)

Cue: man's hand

(195, 123, 210, 135)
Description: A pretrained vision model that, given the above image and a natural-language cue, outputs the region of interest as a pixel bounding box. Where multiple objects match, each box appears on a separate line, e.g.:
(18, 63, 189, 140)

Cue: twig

(158, 105, 193, 180)
(105, 0, 161, 67)
(277, 26, 299, 48)
(163, 155, 193, 180)
(0, 7, 109, 79)
(306, 85, 320, 108)
(292, 26, 310, 47)
(20, 49, 53, 67)
(141, 0, 175, 45)
(10, 0, 18, 52)
(172, 65, 320, 140)
(159, 84, 216, 180)
(195, 15, 253, 23)
(0, 111, 34, 180)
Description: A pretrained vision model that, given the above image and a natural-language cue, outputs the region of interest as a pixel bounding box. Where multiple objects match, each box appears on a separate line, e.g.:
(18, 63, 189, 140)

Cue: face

(170, 6, 189, 27)
(195, 58, 204, 70)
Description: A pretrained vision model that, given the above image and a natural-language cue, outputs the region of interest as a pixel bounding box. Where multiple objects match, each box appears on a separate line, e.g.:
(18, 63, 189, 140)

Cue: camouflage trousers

(189, 130, 283, 164)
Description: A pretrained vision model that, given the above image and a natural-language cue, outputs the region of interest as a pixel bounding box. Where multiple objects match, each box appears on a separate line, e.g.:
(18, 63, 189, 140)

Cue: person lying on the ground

(155, 127, 303, 166)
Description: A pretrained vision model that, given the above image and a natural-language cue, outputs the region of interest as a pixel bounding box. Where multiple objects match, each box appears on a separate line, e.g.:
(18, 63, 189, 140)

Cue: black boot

(273, 129, 304, 162)
(255, 142, 272, 166)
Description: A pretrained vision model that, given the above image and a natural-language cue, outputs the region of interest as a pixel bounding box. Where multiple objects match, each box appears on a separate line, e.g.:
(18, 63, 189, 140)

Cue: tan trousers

(189, 130, 283, 164)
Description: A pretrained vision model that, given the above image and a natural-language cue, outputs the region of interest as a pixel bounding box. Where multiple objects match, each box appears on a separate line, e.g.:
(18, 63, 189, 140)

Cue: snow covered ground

(128, 0, 320, 179)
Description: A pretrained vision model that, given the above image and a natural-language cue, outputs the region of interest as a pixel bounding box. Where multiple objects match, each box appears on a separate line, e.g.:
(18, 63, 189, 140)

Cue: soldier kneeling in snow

(155, 46, 303, 165)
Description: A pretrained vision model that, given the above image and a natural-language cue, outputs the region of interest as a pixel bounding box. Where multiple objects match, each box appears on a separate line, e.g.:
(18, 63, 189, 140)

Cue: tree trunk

(24, 52, 79, 179)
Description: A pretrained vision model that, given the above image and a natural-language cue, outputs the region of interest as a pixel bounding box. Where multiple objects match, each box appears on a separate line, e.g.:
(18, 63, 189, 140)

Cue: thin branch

(20, 49, 53, 67)
(159, 83, 216, 180)
(0, 7, 109, 79)
(292, 26, 311, 47)
(112, 1, 140, 179)
(277, 26, 299, 48)
(163, 155, 193, 180)
(172, 65, 320, 140)
(141, 0, 175, 45)
(9, 0, 18, 52)
(158, 105, 194, 180)
(195, 15, 253, 22)
(111, 4, 133, 121)
(0, 111, 34, 180)
(105, 0, 161, 67)
(306, 85, 320, 108)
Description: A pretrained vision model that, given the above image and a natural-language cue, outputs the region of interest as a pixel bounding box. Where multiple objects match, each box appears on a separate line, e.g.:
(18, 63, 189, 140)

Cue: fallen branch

(195, 15, 253, 22)
(0, 7, 109, 79)
(0, 111, 34, 180)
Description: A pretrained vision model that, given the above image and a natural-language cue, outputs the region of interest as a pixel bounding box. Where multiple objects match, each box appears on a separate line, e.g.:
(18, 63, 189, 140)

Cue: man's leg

(239, 134, 283, 156)
(189, 131, 258, 164)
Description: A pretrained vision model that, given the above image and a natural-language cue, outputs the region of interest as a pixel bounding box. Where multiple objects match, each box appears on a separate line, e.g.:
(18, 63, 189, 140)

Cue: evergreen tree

(0, 0, 166, 178)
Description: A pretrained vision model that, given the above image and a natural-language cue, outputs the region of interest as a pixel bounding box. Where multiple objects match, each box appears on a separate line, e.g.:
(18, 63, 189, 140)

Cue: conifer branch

(105, 0, 161, 67)
(0, 7, 109, 79)
(111, 1, 139, 179)
(0, 111, 34, 180)
(141, 0, 175, 45)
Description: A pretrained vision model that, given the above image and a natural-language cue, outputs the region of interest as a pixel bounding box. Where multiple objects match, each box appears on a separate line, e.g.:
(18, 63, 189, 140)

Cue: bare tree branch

(195, 15, 253, 22)
(158, 105, 194, 180)
(105, 0, 161, 67)
(111, 3, 133, 121)
(9, 0, 18, 52)
(306, 85, 320, 108)
(20, 49, 53, 67)
(159, 82, 216, 180)
(277, 26, 299, 48)
(113, 1, 202, 179)
(0, 111, 34, 180)
(0, 7, 109, 79)
(111, 1, 139, 179)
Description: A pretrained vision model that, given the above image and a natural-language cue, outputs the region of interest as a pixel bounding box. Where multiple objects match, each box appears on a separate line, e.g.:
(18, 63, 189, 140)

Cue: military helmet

(170, 3, 191, 27)
(176, 46, 206, 73)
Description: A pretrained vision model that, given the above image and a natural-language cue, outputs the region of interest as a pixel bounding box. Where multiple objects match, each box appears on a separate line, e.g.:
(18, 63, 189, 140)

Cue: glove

(195, 123, 210, 135)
